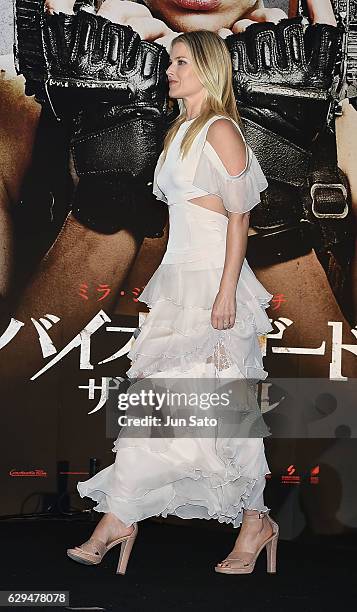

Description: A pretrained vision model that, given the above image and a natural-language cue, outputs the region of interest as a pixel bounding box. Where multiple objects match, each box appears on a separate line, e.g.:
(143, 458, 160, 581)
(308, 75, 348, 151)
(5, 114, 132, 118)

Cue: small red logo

(310, 465, 320, 485)
(9, 469, 48, 477)
(281, 464, 300, 485)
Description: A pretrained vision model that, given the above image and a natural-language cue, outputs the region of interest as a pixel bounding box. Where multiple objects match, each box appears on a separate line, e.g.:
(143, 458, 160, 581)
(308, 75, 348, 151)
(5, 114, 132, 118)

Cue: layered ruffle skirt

(78, 201, 274, 527)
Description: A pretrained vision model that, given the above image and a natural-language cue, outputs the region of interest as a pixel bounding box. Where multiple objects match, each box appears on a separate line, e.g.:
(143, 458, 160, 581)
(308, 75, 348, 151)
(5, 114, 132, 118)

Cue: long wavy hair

(162, 30, 244, 162)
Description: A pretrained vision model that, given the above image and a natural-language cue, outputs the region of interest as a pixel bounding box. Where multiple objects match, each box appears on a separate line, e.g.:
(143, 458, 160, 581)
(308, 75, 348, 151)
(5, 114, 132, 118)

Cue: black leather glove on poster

(17, 3, 170, 239)
(55, 10, 171, 237)
(225, 16, 355, 324)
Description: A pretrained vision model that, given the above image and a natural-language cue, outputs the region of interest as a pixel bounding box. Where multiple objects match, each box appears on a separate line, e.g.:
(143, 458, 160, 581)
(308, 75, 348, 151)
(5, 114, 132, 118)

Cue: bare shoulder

(206, 118, 247, 176)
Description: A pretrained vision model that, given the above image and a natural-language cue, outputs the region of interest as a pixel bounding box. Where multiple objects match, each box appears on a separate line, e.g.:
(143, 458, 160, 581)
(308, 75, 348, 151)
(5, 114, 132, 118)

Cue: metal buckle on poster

(310, 183, 349, 218)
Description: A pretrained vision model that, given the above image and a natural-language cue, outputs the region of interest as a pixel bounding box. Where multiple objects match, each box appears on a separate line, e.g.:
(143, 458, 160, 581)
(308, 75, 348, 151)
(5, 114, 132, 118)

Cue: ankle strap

(243, 510, 269, 519)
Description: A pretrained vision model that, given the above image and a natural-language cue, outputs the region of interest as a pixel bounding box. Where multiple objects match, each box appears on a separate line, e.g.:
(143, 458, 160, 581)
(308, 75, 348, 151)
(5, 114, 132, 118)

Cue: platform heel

(67, 522, 138, 575)
(265, 522, 278, 573)
(215, 510, 279, 574)
(116, 523, 138, 575)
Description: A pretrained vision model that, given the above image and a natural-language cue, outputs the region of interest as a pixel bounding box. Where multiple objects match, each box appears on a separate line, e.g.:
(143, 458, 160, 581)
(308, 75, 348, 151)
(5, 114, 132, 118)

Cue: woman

(67, 30, 279, 576)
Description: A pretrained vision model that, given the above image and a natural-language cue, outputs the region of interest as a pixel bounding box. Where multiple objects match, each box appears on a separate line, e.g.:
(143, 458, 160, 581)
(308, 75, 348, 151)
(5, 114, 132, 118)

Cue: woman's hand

(97, 0, 174, 42)
(211, 289, 236, 331)
(218, 0, 336, 38)
(97, 1, 180, 50)
(218, 6, 288, 37)
(44, 0, 76, 14)
(44, 0, 177, 49)
(288, 0, 337, 25)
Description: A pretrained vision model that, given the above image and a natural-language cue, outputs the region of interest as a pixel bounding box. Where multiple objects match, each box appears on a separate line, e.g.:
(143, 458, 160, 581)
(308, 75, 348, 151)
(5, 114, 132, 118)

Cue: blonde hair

(162, 30, 244, 161)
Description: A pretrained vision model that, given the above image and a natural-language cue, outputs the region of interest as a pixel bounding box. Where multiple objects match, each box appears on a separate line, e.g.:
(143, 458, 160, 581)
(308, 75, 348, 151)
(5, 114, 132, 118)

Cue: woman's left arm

(206, 120, 250, 331)
(211, 212, 250, 331)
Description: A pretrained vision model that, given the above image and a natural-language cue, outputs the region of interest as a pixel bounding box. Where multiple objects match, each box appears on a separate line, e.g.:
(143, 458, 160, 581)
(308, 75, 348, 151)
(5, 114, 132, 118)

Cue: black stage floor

(1, 517, 356, 612)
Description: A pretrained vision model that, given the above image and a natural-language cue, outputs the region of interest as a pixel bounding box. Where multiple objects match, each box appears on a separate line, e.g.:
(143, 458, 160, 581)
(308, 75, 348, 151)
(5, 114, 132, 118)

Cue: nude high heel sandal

(215, 510, 279, 575)
(67, 523, 138, 575)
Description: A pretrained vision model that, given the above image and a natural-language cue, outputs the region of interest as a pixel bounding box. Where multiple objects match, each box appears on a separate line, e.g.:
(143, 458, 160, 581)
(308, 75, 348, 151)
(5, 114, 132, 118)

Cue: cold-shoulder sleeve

(192, 134, 268, 214)
(152, 151, 167, 204)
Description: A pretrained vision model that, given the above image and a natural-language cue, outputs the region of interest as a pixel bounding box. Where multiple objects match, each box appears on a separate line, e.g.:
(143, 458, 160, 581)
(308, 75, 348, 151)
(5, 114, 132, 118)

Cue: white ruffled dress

(77, 115, 274, 528)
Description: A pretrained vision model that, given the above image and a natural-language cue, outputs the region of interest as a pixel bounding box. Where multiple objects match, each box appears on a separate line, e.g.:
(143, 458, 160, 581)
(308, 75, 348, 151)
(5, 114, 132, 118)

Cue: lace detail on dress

(206, 338, 235, 372)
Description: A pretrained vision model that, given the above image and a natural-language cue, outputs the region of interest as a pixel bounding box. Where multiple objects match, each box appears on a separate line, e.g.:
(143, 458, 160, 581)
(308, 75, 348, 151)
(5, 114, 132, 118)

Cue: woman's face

(166, 41, 205, 102)
(144, 0, 259, 32)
